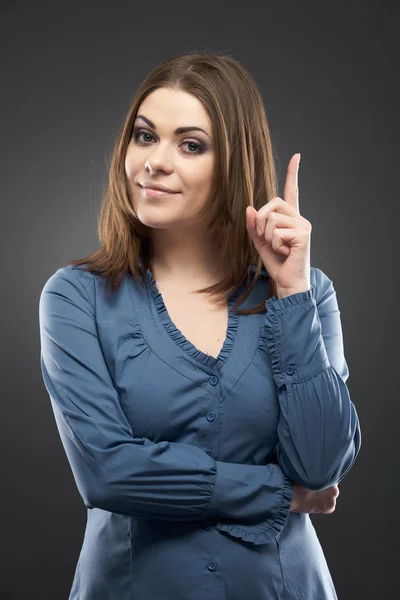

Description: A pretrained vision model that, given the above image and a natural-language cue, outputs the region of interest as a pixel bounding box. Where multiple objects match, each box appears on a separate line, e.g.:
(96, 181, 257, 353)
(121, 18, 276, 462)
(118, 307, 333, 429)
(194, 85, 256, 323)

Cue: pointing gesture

(246, 153, 311, 297)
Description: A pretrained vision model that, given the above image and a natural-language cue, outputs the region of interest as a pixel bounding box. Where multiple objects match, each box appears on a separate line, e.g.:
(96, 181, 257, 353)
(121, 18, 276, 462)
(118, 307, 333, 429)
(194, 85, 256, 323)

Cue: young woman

(39, 52, 361, 600)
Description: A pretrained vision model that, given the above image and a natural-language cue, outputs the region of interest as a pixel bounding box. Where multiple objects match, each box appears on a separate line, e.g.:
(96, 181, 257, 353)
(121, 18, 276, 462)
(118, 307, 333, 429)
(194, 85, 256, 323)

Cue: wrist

(276, 286, 310, 299)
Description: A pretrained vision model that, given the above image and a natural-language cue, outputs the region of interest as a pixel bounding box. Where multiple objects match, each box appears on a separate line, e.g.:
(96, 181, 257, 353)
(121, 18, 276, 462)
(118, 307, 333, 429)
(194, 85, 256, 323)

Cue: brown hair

(63, 51, 280, 315)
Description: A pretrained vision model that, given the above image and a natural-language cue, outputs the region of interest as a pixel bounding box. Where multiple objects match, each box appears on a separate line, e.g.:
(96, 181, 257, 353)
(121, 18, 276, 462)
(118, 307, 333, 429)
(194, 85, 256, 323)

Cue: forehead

(137, 88, 211, 129)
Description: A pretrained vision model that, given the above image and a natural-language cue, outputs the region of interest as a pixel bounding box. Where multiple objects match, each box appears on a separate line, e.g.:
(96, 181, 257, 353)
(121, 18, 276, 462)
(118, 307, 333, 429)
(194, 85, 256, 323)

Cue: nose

(145, 144, 174, 173)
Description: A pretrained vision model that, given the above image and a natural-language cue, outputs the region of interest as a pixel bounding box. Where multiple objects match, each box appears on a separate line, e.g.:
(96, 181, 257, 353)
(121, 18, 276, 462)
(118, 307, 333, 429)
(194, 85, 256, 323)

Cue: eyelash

(132, 129, 206, 155)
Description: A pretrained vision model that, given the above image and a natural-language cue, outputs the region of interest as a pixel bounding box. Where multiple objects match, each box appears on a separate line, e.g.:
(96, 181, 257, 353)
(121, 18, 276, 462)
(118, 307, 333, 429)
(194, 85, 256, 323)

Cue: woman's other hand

(289, 482, 340, 514)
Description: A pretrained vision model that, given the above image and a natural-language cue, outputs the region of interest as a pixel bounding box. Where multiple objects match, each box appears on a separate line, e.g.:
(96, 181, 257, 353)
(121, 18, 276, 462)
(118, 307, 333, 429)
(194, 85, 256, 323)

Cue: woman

(39, 52, 361, 599)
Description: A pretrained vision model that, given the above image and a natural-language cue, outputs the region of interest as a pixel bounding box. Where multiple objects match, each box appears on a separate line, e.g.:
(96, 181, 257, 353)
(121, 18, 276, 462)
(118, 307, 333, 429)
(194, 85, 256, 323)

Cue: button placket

(202, 375, 218, 542)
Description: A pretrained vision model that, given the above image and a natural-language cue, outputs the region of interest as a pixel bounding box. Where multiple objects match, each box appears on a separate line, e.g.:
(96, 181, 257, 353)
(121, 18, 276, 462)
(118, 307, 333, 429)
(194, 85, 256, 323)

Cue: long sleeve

(263, 267, 361, 491)
(39, 267, 293, 544)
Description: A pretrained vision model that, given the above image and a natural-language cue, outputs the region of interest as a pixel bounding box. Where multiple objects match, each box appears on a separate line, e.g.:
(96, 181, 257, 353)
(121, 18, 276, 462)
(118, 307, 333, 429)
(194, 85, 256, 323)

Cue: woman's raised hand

(246, 153, 311, 297)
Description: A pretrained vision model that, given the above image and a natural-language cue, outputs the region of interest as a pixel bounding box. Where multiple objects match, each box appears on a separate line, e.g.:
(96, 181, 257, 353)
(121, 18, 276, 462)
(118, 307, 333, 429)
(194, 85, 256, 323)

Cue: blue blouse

(39, 262, 361, 600)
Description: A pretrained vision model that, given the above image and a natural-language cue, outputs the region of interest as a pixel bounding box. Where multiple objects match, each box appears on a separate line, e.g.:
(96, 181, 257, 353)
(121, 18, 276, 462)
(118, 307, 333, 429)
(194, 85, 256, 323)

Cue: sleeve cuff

(263, 285, 330, 388)
(202, 460, 294, 546)
(266, 287, 314, 308)
(214, 473, 294, 546)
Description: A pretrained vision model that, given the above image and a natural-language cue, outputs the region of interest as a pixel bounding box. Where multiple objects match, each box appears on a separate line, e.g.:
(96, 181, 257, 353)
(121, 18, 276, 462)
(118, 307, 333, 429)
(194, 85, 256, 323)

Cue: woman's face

(125, 87, 215, 232)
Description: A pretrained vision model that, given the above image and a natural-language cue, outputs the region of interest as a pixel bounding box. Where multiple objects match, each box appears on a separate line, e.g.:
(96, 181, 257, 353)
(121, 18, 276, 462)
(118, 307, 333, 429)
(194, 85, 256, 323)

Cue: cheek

(186, 158, 213, 191)
(124, 155, 139, 180)
(191, 176, 213, 204)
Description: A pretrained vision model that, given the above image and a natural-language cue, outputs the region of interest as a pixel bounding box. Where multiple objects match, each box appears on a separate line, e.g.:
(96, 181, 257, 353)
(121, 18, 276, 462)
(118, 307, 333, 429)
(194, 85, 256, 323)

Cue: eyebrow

(134, 114, 212, 139)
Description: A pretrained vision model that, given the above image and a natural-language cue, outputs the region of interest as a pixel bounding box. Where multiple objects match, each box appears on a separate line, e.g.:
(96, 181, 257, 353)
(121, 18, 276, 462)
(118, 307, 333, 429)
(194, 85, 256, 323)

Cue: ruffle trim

(145, 268, 241, 369)
(214, 474, 294, 546)
(261, 285, 316, 380)
(265, 285, 315, 312)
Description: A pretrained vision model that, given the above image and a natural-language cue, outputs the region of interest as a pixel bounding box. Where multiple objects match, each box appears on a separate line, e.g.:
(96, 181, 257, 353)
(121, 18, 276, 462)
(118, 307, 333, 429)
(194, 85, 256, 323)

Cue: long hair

(63, 51, 280, 315)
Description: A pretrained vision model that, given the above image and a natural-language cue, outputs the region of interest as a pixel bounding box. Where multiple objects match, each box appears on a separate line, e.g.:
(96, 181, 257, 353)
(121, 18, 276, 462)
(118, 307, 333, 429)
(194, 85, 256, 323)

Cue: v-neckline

(145, 268, 243, 370)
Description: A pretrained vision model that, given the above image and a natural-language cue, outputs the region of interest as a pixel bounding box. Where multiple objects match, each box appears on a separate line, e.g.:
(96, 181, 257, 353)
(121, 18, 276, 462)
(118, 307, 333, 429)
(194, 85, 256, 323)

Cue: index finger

(283, 153, 301, 213)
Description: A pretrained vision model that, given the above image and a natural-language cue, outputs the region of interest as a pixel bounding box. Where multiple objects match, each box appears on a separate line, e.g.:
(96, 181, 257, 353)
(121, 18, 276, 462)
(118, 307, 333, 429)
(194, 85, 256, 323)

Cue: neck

(149, 228, 221, 284)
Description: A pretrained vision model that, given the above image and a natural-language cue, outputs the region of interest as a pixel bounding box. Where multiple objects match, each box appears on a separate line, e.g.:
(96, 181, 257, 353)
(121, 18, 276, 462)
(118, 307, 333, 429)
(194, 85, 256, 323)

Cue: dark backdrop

(1, 0, 398, 598)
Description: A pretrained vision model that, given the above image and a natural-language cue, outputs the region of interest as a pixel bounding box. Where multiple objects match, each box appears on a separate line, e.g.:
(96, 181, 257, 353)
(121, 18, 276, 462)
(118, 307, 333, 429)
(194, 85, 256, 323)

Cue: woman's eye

(132, 129, 205, 155)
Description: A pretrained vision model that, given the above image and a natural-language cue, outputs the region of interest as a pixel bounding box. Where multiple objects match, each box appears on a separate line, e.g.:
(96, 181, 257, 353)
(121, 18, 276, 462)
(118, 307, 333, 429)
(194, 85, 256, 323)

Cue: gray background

(1, 0, 398, 598)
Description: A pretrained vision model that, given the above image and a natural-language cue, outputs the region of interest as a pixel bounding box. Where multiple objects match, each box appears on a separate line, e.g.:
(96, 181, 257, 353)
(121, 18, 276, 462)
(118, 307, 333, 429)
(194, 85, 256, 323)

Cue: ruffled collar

(145, 267, 243, 369)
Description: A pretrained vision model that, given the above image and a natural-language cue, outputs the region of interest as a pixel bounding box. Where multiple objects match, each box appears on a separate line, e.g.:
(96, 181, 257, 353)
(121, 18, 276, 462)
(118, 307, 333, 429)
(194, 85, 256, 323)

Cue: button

(207, 411, 216, 422)
(286, 364, 296, 375)
(209, 375, 219, 386)
(207, 561, 217, 571)
(205, 449, 214, 458)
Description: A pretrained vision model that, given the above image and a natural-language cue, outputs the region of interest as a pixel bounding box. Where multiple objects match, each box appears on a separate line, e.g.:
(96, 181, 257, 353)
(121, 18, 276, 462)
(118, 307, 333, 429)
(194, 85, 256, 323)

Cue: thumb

(246, 205, 258, 234)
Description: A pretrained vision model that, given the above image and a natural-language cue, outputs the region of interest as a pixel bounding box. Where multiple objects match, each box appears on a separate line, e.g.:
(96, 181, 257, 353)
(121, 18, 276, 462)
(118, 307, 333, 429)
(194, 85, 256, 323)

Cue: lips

(141, 183, 178, 193)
